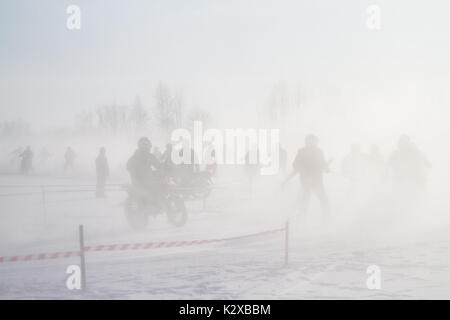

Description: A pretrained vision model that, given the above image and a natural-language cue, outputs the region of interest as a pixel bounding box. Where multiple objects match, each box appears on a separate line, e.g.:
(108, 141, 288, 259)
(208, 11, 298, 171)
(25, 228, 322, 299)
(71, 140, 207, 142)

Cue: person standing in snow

(64, 147, 77, 172)
(283, 134, 330, 215)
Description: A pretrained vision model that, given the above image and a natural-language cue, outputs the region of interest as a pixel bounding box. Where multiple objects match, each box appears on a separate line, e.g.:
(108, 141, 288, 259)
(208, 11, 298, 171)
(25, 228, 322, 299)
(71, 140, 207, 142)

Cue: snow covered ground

(1, 173, 450, 299)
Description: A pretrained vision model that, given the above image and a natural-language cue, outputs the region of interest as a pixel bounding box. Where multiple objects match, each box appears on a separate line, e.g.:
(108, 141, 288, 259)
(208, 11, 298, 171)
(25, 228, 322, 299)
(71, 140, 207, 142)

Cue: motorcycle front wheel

(165, 195, 187, 227)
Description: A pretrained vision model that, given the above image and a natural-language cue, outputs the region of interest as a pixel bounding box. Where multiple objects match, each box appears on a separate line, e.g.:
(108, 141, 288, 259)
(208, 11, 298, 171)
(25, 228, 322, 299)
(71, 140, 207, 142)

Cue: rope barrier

(0, 227, 285, 264)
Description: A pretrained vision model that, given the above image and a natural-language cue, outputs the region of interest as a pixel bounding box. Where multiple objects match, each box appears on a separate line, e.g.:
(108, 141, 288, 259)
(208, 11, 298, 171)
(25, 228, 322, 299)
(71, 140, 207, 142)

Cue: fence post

(79, 224, 87, 291)
(41, 185, 47, 225)
(284, 220, 289, 266)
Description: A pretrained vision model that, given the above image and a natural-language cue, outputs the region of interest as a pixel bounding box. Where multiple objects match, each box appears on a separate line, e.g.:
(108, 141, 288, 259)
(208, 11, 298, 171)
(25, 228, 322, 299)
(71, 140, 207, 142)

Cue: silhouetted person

(127, 137, 161, 189)
(19, 146, 33, 174)
(95, 147, 109, 198)
(64, 147, 76, 172)
(284, 134, 330, 215)
(389, 135, 431, 196)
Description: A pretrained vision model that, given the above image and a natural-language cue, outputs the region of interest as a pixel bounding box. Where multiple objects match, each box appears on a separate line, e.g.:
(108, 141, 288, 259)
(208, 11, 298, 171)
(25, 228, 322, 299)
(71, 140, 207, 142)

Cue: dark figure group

(280, 133, 431, 217)
(14, 146, 76, 175)
(12, 132, 431, 213)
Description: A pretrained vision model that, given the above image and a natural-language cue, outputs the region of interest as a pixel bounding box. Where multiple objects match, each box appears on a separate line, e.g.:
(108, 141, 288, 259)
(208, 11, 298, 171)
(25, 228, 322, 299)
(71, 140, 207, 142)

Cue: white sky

(1, 0, 449, 130)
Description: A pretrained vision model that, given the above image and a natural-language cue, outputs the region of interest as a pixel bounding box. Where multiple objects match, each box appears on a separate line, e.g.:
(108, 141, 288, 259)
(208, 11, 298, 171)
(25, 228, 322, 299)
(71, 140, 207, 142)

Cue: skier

(19, 146, 33, 174)
(95, 147, 109, 198)
(64, 147, 77, 172)
(283, 134, 330, 215)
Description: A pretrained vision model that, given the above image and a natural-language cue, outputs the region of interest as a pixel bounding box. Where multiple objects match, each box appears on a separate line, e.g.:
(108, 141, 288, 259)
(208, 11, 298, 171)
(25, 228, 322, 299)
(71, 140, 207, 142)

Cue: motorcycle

(176, 170, 213, 201)
(124, 181, 187, 230)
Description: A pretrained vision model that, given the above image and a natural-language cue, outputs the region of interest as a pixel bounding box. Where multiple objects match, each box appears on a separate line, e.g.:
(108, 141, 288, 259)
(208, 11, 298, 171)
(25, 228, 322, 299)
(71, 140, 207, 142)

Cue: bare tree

(153, 82, 184, 140)
(128, 95, 149, 134)
(96, 103, 129, 133)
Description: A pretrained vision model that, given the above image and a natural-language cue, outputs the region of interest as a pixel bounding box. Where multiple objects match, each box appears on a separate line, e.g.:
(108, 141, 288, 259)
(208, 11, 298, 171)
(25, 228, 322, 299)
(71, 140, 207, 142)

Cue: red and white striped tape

(0, 227, 284, 264)
(0, 251, 80, 263)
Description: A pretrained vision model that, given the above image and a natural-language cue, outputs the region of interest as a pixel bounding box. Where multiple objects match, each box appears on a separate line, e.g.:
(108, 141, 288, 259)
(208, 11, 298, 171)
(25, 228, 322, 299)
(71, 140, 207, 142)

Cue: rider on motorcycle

(127, 137, 163, 196)
(125, 137, 187, 229)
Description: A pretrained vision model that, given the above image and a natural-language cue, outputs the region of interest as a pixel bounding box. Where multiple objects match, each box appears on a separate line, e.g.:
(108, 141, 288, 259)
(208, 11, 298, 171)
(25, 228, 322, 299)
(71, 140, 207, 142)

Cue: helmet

(305, 134, 319, 147)
(138, 137, 152, 151)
